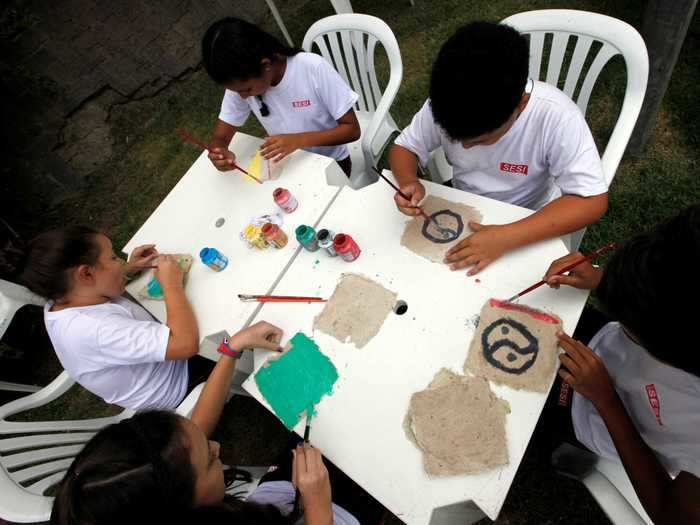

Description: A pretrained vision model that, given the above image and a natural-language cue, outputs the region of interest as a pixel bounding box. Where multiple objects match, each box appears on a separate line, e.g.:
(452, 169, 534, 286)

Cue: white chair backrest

(501, 9, 649, 186)
(0, 279, 45, 340)
(302, 14, 402, 118)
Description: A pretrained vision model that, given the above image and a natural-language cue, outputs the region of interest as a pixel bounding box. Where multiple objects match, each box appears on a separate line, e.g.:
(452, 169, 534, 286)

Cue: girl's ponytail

(0, 226, 100, 300)
(202, 17, 302, 85)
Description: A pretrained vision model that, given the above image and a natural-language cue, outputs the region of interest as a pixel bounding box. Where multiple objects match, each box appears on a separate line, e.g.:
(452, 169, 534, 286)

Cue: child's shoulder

(529, 81, 582, 118)
(291, 51, 331, 71)
(44, 298, 134, 323)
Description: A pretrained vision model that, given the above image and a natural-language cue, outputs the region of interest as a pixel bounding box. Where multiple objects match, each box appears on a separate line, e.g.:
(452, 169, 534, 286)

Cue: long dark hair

(596, 203, 700, 377)
(202, 17, 301, 84)
(50, 411, 288, 525)
(0, 225, 100, 300)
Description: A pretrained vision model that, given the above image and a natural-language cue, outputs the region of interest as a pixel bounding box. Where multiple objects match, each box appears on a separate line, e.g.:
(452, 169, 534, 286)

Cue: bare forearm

(389, 144, 420, 186)
(163, 287, 199, 359)
(502, 193, 607, 249)
(596, 395, 674, 523)
(190, 354, 237, 437)
(209, 119, 236, 150)
(294, 122, 359, 148)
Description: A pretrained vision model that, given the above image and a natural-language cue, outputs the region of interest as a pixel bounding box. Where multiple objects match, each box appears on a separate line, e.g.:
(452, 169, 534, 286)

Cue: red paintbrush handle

(511, 242, 617, 300)
(257, 296, 326, 303)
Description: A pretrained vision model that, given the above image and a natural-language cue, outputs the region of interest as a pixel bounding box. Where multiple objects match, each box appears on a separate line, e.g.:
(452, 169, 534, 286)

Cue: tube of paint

(262, 223, 289, 249)
(199, 247, 229, 271)
(333, 233, 361, 262)
(273, 187, 298, 213)
(295, 225, 320, 252)
(316, 229, 337, 257)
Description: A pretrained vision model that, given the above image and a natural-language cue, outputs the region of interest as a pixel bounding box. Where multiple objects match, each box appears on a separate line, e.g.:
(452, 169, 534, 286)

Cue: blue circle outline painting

(421, 209, 463, 243)
(481, 318, 539, 374)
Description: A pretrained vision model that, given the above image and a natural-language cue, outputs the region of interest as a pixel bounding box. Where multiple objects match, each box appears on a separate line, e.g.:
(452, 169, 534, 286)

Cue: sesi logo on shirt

(645, 384, 663, 426)
(292, 99, 312, 108)
(499, 162, 529, 176)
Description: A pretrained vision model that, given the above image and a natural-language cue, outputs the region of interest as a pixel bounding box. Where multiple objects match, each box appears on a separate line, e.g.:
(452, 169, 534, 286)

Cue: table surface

(123, 133, 344, 356)
(242, 174, 590, 524)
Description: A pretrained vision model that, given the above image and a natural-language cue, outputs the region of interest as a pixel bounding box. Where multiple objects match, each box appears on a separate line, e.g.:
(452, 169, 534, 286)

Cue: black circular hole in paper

(421, 209, 463, 244)
(394, 300, 408, 315)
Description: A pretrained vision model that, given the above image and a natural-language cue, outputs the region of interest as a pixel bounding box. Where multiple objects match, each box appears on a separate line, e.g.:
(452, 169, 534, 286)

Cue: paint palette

(254, 332, 338, 429)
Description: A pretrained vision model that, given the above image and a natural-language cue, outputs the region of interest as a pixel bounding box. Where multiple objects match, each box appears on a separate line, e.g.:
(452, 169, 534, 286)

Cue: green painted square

(255, 332, 338, 429)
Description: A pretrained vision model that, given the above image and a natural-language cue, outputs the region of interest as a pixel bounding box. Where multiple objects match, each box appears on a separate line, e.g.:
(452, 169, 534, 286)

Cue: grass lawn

(2, 0, 699, 523)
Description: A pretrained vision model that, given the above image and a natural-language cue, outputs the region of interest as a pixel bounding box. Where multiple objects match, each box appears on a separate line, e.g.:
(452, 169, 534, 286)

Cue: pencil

(506, 242, 617, 302)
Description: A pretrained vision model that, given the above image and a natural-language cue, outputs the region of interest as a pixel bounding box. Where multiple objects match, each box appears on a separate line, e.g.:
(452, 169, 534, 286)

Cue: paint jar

(295, 225, 319, 252)
(261, 223, 289, 249)
(199, 247, 229, 271)
(273, 187, 298, 213)
(242, 224, 269, 250)
(316, 229, 337, 257)
(333, 233, 361, 262)
(146, 277, 163, 298)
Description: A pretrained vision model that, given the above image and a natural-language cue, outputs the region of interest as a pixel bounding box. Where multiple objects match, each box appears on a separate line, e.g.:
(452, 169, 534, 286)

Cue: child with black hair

(202, 17, 361, 177)
(2, 226, 222, 410)
(542, 203, 700, 524)
(50, 321, 370, 525)
(390, 21, 608, 275)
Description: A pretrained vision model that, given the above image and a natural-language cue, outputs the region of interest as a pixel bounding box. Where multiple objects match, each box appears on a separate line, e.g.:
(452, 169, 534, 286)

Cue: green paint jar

(295, 225, 320, 252)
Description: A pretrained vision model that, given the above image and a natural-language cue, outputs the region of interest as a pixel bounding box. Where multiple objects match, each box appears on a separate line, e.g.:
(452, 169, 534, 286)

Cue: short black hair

(596, 203, 700, 377)
(429, 21, 529, 140)
(202, 17, 300, 84)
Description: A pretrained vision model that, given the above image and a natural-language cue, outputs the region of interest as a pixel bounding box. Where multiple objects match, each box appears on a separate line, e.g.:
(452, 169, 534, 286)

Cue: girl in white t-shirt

(202, 17, 360, 177)
(2, 226, 203, 410)
(49, 321, 365, 525)
(542, 204, 700, 523)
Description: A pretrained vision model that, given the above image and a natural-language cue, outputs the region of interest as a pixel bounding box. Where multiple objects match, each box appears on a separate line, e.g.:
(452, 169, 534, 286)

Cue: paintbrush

(291, 408, 313, 517)
(370, 166, 451, 239)
(175, 128, 263, 184)
(505, 242, 618, 302)
(238, 294, 326, 303)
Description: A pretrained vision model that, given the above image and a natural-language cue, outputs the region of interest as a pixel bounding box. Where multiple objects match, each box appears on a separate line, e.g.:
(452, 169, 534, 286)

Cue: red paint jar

(273, 187, 298, 213)
(333, 233, 361, 262)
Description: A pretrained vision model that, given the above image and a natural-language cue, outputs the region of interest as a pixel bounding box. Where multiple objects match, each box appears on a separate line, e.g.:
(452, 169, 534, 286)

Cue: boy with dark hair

(544, 203, 700, 524)
(390, 21, 608, 275)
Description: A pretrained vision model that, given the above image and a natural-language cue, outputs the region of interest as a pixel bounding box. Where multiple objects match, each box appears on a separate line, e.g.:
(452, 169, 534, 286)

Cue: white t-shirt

(394, 81, 607, 209)
(44, 297, 188, 410)
(572, 322, 700, 478)
(247, 480, 360, 525)
(219, 52, 359, 162)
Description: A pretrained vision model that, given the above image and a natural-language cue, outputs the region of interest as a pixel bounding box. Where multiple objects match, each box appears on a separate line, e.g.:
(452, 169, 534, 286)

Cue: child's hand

(557, 331, 616, 410)
(394, 181, 426, 216)
(126, 244, 158, 271)
(293, 444, 333, 524)
(229, 321, 283, 352)
(544, 252, 603, 290)
(443, 222, 515, 275)
(260, 134, 304, 162)
(208, 147, 236, 172)
(154, 255, 184, 290)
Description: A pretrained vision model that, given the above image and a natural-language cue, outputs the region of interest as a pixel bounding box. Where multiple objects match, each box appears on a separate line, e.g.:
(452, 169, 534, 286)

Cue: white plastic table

(123, 133, 346, 362)
(243, 174, 590, 524)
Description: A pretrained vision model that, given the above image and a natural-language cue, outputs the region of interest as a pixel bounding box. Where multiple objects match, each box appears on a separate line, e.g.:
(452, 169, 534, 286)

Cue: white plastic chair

(552, 443, 652, 524)
(303, 14, 403, 189)
(427, 10, 648, 248)
(0, 279, 46, 394)
(0, 374, 205, 523)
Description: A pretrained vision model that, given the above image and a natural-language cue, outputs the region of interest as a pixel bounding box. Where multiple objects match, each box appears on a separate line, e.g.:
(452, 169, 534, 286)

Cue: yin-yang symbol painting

(465, 299, 562, 392)
(481, 318, 539, 374)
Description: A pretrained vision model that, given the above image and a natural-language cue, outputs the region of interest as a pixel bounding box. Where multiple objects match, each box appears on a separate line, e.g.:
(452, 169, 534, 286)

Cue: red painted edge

(489, 298, 560, 325)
